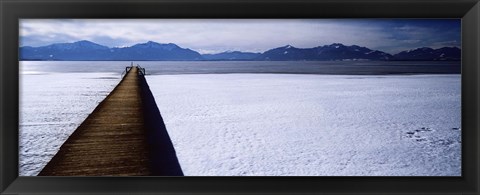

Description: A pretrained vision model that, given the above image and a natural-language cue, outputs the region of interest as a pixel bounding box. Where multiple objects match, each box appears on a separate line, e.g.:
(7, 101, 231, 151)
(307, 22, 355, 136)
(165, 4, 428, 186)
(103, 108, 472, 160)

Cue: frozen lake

(19, 61, 461, 176)
(19, 71, 120, 176)
(146, 74, 461, 176)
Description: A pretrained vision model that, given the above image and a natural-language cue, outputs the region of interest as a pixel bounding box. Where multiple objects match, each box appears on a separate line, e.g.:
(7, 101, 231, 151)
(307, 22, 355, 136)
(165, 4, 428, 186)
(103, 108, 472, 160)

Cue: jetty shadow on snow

(138, 73, 184, 176)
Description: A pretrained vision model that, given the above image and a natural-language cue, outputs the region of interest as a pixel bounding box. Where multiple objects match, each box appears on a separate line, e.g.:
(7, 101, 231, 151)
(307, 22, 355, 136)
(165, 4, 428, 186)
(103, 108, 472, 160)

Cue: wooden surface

(39, 66, 152, 176)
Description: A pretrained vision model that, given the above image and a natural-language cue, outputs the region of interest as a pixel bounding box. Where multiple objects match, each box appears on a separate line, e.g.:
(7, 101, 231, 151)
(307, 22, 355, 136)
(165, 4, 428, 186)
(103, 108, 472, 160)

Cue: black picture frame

(1, 0, 479, 194)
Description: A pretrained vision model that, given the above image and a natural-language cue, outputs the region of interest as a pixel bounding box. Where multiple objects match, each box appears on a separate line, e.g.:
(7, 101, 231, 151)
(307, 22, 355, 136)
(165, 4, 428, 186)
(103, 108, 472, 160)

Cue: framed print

(1, 0, 479, 194)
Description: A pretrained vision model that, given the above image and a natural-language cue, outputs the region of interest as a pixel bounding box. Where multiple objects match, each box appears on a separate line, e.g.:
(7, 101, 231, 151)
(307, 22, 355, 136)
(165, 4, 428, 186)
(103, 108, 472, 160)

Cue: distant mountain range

(19, 40, 461, 61)
(20, 41, 202, 61)
(392, 47, 461, 61)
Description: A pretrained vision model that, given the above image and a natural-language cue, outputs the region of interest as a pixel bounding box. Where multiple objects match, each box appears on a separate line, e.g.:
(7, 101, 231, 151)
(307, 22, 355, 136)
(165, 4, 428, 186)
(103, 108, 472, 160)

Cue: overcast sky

(20, 19, 461, 54)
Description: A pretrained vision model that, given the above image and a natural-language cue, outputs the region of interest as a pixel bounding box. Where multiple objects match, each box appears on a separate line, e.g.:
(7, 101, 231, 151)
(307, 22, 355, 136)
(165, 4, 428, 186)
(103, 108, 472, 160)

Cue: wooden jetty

(39, 65, 183, 176)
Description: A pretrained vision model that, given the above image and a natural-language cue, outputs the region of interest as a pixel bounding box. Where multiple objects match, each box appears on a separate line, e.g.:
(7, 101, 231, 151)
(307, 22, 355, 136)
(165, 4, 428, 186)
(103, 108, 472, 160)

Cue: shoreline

(147, 72, 462, 76)
(20, 60, 461, 75)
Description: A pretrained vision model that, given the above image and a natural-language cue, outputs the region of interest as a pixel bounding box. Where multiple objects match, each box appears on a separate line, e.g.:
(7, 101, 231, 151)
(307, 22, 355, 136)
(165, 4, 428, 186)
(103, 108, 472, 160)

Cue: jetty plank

(39, 66, 151, 176)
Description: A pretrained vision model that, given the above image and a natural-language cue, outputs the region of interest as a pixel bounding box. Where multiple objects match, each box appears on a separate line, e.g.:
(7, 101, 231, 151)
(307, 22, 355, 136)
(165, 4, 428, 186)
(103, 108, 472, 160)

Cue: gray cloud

(20, 19, 460, 54)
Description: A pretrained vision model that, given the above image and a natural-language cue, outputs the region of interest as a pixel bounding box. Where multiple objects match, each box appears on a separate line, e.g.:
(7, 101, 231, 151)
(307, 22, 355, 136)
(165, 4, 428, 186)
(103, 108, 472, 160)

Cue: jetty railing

(137, 64, 146, 76)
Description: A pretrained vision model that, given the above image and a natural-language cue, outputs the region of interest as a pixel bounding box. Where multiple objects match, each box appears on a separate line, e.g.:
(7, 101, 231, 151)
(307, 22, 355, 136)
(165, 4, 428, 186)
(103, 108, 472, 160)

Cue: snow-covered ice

(18, 70, 461, 176)
(19, 72, 120, 176)
(146, 74, 461, 176)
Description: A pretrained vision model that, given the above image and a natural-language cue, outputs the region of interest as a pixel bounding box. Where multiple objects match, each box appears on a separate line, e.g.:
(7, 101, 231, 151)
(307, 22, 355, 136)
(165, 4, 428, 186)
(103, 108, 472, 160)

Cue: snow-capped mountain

(393, 47, 461, 61)
(257, 43, 393, 61)
(202, 51, 261, 60)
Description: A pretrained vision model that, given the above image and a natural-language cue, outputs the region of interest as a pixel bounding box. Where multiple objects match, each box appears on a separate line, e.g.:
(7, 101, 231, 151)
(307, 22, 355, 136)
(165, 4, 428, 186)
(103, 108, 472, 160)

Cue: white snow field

(146, 74, 461, 176)
(19, 72, 120, 176)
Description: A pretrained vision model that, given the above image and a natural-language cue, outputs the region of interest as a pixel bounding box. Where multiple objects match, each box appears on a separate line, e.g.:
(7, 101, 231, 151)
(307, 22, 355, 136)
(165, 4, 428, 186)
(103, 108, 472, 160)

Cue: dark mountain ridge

(393, 46, 461, 61)
(20, 40, 203, 61)
(19, 40, 461, 61)
(202, 51, 261, 61)
(257, 43, 393, 61)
